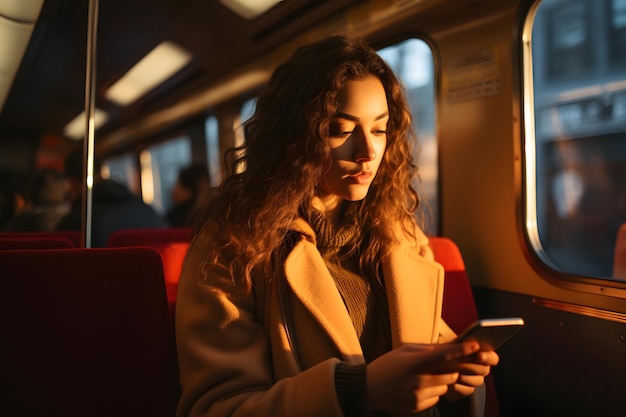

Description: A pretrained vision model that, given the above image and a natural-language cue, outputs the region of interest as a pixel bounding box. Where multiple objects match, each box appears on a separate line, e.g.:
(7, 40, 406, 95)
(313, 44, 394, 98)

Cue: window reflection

(527, 0, 626, 278)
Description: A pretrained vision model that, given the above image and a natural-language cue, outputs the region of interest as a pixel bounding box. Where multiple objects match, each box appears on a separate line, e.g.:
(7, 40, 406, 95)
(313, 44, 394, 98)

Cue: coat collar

(282, 218, 445, 358)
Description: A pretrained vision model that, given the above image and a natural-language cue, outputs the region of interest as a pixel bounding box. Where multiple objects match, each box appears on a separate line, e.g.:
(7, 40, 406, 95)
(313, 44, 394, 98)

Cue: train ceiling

(0, 0, 362, 149)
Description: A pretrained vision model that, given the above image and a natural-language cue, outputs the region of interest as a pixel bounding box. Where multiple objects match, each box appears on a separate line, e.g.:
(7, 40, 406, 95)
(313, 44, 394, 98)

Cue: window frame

(521, 0, 626, 297)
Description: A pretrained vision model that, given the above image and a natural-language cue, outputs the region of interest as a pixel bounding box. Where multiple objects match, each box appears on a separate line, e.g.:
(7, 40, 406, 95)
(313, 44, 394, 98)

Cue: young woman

(175, 33, 498, 417)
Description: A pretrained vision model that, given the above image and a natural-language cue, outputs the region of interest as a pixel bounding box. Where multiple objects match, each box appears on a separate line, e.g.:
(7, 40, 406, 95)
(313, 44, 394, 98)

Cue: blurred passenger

(56, 147, 167, 246)
(165, 164, 210, 227)
(1, 168, 69, 231)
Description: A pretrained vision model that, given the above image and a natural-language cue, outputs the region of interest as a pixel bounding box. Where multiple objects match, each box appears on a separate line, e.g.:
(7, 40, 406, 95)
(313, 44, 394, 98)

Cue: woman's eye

(373, 129, 389, 136)
(331, 130, 353, 137)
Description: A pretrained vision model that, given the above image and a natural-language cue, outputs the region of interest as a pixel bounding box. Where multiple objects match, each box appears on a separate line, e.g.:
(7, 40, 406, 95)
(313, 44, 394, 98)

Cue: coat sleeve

(175, 234, 345, 417)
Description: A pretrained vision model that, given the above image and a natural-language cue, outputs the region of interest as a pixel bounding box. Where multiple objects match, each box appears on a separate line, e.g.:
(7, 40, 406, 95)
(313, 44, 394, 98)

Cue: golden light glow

(105, 41, 192, 106)
(139, 150, 155, 204)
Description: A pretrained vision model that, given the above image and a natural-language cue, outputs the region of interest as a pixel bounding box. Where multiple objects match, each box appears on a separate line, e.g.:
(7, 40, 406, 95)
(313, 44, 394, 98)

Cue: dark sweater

(309, 212, 440, 417)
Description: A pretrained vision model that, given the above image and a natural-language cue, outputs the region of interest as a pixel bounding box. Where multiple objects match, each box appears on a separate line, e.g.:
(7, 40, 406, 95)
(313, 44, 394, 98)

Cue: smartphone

(454, 317, 524, 350)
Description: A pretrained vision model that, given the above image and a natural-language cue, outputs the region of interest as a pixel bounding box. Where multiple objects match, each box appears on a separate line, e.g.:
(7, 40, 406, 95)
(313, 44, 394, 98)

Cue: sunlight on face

(315, 75, 389, 212)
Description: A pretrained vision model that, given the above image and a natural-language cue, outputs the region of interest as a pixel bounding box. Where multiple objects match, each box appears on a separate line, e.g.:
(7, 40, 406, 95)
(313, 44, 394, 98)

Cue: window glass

(378, 39, 438, 234)
(547, 1, 591, 79)
(610, 0, 626, 69)
(101, 153, 139, 195)
(525, 0, 626, 279)
(144, 136, 191, 214)
(205, 115, 221, 187)
(236, 97, 256, 149)
(241, 98, 256, 125)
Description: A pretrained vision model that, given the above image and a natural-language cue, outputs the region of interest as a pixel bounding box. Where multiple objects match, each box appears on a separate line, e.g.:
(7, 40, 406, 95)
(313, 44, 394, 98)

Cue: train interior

(1, 0, 625, 416)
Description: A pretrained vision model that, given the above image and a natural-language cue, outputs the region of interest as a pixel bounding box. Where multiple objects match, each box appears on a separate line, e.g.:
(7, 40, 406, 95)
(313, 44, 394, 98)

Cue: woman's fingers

(406, 341, 481, 374)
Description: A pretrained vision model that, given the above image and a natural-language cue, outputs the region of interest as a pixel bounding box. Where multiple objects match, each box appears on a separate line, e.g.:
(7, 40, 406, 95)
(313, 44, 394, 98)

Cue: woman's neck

(311, 194, 343, 228)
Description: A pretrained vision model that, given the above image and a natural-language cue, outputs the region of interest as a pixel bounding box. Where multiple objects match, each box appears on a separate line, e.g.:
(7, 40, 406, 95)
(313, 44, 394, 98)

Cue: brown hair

(196, 33, 421, 293)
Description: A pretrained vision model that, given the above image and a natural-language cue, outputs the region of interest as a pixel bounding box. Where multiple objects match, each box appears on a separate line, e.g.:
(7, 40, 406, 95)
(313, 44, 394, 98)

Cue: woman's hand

(366, 341, 482, 413)
(443, 348, 499, 400)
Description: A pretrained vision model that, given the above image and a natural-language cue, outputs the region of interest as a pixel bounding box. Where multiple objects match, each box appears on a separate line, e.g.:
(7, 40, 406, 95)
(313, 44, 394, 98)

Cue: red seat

(613, 223, 626, 278)
(107, 227, 192, 247)
(0, 248, 180, 417)
(0, 235, 75, 249)
(429, 236, 499, 417)
(429, 236, 479, 333)
(149, 241, 190, 318)
(108, 228, 192, 319)
(0, 230, 81, 247)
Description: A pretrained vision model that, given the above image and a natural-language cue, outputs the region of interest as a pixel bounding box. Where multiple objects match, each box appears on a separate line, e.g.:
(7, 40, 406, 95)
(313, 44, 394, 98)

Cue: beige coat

(175, 219, 473, 417)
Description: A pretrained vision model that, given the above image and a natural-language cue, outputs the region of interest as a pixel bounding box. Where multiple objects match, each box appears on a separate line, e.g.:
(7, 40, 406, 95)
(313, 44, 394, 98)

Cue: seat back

(429, 236, 479, 333)
(0, 235, 75, 249)
(148, 241, 190, 317)
(429, 236, 499, 417)
(107, 227, 192, 247)
(0, 248, 180, 417)
(613, 223, 626, 278)
(0, 230, 81, 247)
(108, 228, 192, 319)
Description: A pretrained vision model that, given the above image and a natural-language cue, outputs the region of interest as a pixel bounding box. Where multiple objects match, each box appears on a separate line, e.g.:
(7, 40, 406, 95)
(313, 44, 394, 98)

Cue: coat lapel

(283, 240, 364, 359)
(281, 219, 445, 359)
(384, 244, 445, 346)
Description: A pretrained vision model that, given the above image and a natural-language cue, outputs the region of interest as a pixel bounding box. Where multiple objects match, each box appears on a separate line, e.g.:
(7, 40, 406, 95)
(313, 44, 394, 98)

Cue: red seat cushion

(0, 248, 180, 417)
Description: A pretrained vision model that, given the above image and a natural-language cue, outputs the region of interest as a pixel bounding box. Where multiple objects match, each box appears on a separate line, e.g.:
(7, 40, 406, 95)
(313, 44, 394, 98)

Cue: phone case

(454, 317, 524, 350)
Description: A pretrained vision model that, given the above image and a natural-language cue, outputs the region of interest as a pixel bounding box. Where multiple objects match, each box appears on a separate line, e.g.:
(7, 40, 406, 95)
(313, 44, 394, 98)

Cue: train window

(101, 153, 140, 195)
(525, 0, 626, 279)
(546, 0, 591, 79)
(236, 97, 256, 149)
(142, 136, 192, 214)
(205, 115, 221, 187)
(378, 39, 438, 234)
(610, 0, 626, 69)
(241, 98, 256, 125)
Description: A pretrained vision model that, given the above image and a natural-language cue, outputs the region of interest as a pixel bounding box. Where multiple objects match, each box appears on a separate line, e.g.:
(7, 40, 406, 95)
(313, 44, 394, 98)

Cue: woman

(175, 33, 498, 417)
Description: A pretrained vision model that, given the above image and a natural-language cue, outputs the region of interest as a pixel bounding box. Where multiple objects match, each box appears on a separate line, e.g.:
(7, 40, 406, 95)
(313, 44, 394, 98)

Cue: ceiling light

(0, 0, 44, 114)
(0, 0, 45, 22)
(219, 0, 283, 20)
(105, 41, 192, 106)
(63, 108, 109, 140)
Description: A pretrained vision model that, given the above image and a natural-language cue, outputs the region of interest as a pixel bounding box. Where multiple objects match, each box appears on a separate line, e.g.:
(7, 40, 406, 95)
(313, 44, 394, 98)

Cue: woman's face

(316, 75, 388, 208)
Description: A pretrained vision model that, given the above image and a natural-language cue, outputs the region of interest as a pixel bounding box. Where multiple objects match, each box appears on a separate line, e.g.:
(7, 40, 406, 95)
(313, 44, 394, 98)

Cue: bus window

(525, 0, 626, 279)
(205, 115, 221, 187)
(378, 38, 438, 234)
(143, 137, 192, 214)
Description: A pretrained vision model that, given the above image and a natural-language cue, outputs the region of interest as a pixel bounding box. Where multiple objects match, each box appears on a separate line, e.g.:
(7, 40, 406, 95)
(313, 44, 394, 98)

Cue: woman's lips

(347, 171, 372, 184)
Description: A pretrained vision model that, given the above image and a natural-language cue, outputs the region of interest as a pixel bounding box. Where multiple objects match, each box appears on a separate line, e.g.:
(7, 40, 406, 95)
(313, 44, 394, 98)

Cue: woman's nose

(353, 131, 376, 162)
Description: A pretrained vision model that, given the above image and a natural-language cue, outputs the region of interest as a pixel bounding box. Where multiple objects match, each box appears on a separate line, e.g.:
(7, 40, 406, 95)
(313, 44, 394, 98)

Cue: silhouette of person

(1, 168, 69, 231)
(166, 164, 210, 227)
(56, 147, 167, 246)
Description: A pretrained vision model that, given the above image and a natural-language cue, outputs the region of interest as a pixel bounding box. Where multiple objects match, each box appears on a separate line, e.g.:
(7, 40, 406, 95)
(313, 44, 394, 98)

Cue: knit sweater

(310, 212, 442, 417)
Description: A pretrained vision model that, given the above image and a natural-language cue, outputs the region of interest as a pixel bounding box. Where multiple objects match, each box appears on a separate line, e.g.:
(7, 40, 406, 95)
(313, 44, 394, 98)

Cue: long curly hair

(195, 33, 421, 293)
